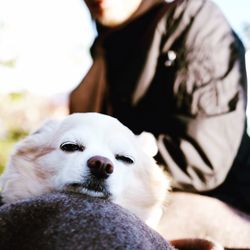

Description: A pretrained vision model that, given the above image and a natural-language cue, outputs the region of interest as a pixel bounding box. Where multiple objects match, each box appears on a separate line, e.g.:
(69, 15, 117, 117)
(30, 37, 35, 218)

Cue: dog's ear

(136, 132, 158, 157)
(31, 119, 59, 135)
(13, 119, 60, 158)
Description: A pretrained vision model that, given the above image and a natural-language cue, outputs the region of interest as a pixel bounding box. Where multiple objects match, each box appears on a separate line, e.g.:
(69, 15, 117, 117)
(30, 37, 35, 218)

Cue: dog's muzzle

(65, 156, 113, 198)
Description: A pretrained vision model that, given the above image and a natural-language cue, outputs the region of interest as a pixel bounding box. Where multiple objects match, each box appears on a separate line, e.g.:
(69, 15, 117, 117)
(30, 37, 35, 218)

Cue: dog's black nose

(87, 156, 113, 179)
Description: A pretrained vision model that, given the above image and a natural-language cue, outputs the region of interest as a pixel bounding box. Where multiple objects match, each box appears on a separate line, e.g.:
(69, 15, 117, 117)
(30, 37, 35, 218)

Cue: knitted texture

(0, 192, 173, 250)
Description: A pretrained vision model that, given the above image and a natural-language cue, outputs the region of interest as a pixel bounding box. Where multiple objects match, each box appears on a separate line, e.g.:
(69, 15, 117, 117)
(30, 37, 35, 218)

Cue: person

(69, 0, 250, 214)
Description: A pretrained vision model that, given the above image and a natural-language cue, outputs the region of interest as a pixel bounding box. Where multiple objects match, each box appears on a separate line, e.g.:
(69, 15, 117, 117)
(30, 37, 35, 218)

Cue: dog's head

(1, 113, 169, 222)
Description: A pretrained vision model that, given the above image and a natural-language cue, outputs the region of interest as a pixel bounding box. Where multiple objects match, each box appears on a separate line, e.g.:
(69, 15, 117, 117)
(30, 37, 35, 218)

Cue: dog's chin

(64, 181, 111, 199)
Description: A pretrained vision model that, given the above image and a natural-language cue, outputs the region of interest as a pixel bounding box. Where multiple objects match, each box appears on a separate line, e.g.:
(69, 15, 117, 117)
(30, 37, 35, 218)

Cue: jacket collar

(129, 0, 164, 23)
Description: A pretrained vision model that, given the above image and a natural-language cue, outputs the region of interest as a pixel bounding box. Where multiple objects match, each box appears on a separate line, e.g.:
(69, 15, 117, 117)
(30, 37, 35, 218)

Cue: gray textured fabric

(0, 192, 173, 250)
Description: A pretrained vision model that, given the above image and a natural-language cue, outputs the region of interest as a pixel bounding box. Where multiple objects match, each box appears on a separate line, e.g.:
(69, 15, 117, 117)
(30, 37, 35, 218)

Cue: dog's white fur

(0, 113, 170, 228)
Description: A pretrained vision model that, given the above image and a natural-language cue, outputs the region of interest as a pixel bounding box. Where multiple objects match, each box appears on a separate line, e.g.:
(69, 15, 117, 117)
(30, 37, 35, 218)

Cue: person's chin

(96, 15, 127, 28)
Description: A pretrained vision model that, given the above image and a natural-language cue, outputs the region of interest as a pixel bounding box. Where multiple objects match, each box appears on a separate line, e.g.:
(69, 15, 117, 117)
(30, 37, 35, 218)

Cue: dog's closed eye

(115, 155, 134, 165)
(60, 142, 85, 152)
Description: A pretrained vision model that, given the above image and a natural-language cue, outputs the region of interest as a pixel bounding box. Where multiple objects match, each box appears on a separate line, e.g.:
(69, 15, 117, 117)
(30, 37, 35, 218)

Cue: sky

(0, 0, 249, 96)
(0, 0, 96, 95)
(213, 0, 250, 44)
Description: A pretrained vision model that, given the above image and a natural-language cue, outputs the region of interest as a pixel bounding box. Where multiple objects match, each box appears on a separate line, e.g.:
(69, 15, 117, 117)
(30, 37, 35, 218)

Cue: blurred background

(0, 0, 250, 173)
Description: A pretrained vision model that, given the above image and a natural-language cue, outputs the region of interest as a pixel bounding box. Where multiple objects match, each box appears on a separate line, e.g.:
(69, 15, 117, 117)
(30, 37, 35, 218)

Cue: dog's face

(1, 113, 169, 224)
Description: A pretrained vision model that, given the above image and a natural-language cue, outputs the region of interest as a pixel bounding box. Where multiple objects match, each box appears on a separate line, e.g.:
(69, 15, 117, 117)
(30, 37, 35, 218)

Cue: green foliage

(0, 128, 28, 174)
(0, 92, 67, 174)
(8, 128, 28, 141)
(8, 92, 26, 101)
(0, 59, 16, 68)
(0, 139, 16, 174)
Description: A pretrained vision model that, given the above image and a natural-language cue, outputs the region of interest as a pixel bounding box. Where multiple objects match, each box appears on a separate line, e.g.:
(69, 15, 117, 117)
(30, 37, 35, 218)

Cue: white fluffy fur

(0, 112, 170, 228)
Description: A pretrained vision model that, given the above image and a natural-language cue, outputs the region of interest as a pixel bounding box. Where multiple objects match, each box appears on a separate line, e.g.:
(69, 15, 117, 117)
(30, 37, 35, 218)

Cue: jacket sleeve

(157, 0, 248, 191)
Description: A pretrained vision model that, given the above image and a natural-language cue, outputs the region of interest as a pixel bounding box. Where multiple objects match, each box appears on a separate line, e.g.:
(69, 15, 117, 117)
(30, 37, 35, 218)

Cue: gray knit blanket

(0, 192, 173, 250)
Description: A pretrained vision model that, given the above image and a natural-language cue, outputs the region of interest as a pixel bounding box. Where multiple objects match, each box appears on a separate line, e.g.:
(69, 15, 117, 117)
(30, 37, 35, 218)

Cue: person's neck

(97, 0, 164, 32)
(130, 0, 163, 21)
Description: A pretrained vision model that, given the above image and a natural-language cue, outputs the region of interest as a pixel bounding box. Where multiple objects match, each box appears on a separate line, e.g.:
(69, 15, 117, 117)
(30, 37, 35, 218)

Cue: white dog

(0, 112, 170, 228)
